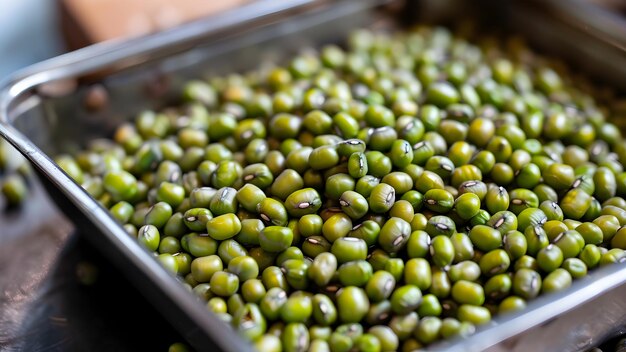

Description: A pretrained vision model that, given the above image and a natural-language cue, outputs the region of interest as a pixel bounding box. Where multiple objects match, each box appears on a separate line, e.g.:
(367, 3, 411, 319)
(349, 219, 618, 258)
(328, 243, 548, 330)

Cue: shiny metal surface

(1, 0, 626, 351)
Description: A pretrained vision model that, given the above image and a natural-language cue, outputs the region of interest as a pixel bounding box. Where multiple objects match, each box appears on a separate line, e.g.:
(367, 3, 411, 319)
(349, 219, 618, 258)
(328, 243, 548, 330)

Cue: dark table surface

(0, 176, 182, 352)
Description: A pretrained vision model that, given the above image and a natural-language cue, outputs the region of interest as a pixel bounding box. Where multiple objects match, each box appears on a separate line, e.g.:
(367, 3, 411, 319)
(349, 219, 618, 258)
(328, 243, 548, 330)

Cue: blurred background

(2, 0, 626, 79)
(0, 0, 248, 78)
(0, 0, 62, 78)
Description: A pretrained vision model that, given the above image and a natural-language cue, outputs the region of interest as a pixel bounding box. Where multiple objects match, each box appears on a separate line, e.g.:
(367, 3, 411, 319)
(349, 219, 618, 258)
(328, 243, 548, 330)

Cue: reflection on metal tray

(2, 0, 626, 351)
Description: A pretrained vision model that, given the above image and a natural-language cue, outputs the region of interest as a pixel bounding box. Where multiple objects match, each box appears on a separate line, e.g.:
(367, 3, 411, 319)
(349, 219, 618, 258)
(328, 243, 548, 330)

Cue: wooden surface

(61, 0, 248, 49)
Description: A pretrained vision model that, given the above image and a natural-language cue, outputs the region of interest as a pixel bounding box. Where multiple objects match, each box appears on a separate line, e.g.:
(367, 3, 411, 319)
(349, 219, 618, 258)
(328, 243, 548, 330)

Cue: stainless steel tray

(2, 0, 626, 351)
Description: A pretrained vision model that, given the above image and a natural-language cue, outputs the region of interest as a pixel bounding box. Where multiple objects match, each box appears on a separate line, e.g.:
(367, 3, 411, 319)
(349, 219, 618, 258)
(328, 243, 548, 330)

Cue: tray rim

(2, 0, 626, 351)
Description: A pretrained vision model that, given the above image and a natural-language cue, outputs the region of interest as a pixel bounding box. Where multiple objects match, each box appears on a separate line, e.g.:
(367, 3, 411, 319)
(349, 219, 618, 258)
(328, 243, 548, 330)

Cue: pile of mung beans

(54, 27, 626, 352)
(0, 139, 29, 208)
